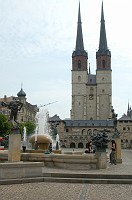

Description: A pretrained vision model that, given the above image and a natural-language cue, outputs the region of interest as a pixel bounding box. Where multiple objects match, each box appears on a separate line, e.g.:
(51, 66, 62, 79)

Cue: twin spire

(73, 1, 110, 57)
(97, 1, 111, 56)
(75, 2, 84, 52)
(72, 2, 87, 58)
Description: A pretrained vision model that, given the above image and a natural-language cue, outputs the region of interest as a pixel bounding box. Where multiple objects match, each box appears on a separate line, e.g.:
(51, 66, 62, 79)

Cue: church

(50, 2, 115, 149)
(71, 2, 112, 121)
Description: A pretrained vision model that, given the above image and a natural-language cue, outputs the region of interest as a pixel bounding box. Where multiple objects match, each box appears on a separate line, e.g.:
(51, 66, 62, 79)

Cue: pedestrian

(110, 140, 116, 165)
(35, 141, 38, 150)
(87, 141, 92, 153)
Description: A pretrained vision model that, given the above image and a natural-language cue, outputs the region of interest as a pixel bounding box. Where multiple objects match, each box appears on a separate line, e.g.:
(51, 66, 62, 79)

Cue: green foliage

(24, 121, 36, 136)
(19, 122, 25, 135)
(19, 121, 36, 136)
(0, 114, 12, 136)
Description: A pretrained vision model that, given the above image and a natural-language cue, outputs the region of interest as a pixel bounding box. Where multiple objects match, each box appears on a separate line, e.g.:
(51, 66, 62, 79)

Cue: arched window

(82, 129, 86, 135)
(102, 60, 105, 68)
(70, 142, 75, 148)
(87, 129, 92, 135)
(78, 60, 81, 68)
(78, 76, 81, 82)
(78, 143, 84, 148)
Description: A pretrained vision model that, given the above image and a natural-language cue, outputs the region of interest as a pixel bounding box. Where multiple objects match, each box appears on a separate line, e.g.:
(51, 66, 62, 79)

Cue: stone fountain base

(0, 162, 44, 179)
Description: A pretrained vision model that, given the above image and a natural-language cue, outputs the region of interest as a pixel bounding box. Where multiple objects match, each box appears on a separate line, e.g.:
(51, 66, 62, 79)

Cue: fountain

(22, 126, 27, 152)
(29, 108, 52, 151)
(0, 108, 108, 175)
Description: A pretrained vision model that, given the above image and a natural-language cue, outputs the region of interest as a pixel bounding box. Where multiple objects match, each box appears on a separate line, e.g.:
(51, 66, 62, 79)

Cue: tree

(24, 121, 36, 136)
(0, 114, 12, 137)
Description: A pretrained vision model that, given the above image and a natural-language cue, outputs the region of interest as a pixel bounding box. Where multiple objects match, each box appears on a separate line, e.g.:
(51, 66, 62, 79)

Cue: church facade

(71, 2, 112, 121)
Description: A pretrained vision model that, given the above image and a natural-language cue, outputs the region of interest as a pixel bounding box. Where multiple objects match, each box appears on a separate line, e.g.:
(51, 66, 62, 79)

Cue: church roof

(96, 2, 111, 56)
(72, 2, 87, 58)
(87, 74, 96, 85)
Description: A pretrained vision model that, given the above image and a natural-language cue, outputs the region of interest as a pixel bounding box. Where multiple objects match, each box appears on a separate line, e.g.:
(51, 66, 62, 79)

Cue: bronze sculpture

(1, 98, 23, 126)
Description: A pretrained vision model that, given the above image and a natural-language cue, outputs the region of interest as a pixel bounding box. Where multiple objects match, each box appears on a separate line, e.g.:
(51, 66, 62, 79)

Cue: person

(2, 98, 23, 125)
(110, 140, 116, 165)
(35, 141, 38, 150)
(87, 141, 93, 153)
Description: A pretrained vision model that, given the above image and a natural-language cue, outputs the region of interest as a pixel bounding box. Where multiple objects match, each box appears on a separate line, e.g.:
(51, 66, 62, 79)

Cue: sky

(0, 0, 132, 119)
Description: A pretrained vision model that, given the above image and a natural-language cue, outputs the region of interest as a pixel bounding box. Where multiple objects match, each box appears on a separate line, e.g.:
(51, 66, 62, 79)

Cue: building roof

(87, 74, 96, 85)
(63, 119, 114, 127)
(72, 2, 87, 58)
(118, 114, 132, 121)
(96, 1, 111, 56)
(49, 114, 62, 122)
(17, 88, 26, 97)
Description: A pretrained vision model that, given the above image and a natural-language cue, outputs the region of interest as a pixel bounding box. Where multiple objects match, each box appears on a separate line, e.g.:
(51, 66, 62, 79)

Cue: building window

(66, 128, 69, 132)
(127, 127, 130, 131)
(123, 127, 126, 130)
(82, 129, 86, 135)
(78, 60, 81, 68)
(87, 129, 92, 135)
(70, 142, 75, 148)
(78, 143, 84, 148)
(78, 76, 81, 82)
(102, 60, 105, 68)
(89, 95, 94, 100)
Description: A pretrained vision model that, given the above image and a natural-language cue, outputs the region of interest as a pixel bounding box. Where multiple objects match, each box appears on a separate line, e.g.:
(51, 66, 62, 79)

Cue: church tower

(96, 2, 112, 120)
(71, 2, 88, 120)
(71, 2, 112, 120)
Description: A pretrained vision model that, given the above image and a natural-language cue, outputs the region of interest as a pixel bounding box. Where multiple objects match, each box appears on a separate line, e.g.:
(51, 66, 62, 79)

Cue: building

(0, 88, 38, 123)
(71, 2, 112, 120)
(117, 103, 132, 148)
(49, 2, 115, 149)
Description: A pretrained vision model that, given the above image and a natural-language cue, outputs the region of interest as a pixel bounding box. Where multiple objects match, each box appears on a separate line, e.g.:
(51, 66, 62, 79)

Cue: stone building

(71, 2, 112, 120)
(117, 104, 132, 148)
(56, 118, 114, 149)
(0, 88, 38, 123)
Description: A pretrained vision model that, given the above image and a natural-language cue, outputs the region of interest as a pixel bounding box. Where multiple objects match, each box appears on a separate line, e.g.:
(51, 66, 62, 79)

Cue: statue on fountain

(1, 98, 23, 129)
(91, 130, 109, 152)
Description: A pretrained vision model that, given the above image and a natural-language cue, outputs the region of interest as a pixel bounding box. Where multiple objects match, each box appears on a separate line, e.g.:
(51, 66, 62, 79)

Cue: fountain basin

(0, 150, 107, 170)
(29, 134, 52, 150)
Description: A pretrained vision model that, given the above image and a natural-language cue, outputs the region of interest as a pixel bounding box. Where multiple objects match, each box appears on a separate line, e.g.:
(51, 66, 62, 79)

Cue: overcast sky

(0, 0, 132, 119)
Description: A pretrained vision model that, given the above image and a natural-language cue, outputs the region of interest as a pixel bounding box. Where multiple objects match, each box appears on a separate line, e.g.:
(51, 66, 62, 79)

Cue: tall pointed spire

(97, 1, 110, 56)
(72, 2, 87, 58)
(75, 2, 84, 52)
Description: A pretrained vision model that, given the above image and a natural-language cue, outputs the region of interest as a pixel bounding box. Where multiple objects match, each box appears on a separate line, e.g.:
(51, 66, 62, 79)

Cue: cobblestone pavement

(0, 150, 132, 200)
(0, 182, 132, 200)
